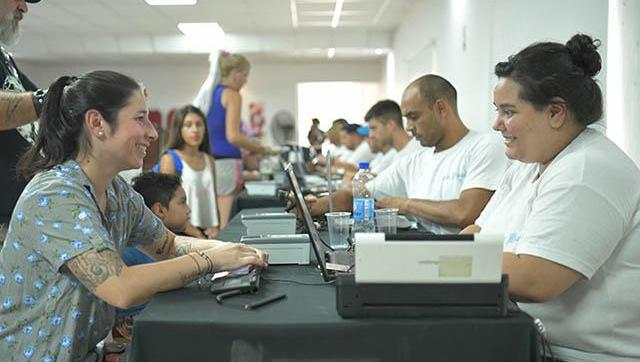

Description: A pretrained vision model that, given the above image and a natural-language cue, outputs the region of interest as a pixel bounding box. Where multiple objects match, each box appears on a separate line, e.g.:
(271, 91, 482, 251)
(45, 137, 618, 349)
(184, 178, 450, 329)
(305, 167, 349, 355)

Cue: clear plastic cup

(375, 208, 399, 234)
(325, 211, 351, 250)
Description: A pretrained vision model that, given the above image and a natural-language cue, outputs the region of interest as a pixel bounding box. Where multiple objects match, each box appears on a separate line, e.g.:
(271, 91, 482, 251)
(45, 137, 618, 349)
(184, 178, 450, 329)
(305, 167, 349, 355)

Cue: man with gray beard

(0, 0, 45, 243)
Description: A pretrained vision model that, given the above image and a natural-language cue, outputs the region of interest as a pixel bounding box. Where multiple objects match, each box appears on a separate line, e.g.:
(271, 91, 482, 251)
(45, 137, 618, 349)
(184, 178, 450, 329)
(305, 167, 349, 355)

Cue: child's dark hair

(18, 70, 141, 178)
(166, 105, 210, 153)
(132, 172, 182, 209)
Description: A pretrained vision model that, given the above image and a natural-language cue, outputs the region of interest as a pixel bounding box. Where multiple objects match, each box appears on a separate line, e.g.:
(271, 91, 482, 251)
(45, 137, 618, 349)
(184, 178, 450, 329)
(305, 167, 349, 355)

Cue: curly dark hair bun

(566, 33, 602, 77)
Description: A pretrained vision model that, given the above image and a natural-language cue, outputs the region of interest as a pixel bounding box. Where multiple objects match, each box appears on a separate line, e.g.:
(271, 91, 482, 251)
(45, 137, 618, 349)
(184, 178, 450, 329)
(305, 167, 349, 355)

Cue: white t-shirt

(395, 137, 424, 159)
(333, 145, 352, 161)
(343, 140, 374, 166)
(180, 154, 219, 228)
(369, 131, 507, 233)
(476, 128, 640, 362)
(370, 149, 397, 175)
(370, 138, 423, 175)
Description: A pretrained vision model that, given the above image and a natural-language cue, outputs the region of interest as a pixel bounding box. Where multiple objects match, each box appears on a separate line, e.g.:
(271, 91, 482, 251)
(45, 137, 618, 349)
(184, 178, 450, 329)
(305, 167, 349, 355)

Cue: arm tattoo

(1, 92, 32, 130)
(64, 249, 125, 292)
(178, 270, 200, 285)
(140, 229, 175, 261)
(174, 241, 193, 256)
(155, 234, 170, 256)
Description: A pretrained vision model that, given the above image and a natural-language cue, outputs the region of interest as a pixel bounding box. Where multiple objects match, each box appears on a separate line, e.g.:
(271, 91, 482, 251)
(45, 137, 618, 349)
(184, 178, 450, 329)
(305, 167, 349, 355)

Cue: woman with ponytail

(0, 70, 267, 361)
(464, 34, 640, 361)
(207, 52, 276, 228)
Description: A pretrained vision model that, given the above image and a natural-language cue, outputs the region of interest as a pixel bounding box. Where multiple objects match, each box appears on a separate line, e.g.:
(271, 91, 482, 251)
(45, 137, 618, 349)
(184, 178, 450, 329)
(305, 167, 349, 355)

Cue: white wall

(606, 0, 640, 165)
(241, 59, 383, 145)
(18, 58, 383, 145)
(18, 59, 211, 128)
(388, 0, 608, 133)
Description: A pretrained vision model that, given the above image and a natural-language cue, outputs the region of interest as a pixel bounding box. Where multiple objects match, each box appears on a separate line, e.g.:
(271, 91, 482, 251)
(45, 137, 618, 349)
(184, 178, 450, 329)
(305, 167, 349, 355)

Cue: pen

(215, 289, 245, 303)
(244, 293, 287, 310)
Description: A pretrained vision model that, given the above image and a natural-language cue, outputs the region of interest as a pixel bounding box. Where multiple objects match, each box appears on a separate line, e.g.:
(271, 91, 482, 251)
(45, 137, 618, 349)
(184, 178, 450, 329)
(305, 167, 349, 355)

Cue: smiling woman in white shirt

(466, 34, 640, 362)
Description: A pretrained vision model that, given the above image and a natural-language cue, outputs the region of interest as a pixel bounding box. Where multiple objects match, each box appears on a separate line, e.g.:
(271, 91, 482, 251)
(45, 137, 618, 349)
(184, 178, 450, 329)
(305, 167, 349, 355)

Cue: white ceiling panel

(11, 0, 416, 63)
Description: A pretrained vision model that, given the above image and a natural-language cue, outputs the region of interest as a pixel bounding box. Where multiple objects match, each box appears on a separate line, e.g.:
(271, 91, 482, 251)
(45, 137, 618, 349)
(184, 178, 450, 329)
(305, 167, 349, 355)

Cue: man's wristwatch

(31, 88, 48, 118)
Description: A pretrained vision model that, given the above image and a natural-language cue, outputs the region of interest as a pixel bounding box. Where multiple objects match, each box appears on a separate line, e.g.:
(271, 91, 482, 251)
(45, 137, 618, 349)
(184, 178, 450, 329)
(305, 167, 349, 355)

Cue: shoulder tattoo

(65, 248, 125, 292)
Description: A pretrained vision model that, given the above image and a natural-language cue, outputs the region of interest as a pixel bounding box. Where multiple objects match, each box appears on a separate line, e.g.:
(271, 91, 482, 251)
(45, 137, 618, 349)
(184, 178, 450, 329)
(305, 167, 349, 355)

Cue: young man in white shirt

(365, 99, 422, 175)
(338, 123, 374, 167)
(307, 75, 507, 233)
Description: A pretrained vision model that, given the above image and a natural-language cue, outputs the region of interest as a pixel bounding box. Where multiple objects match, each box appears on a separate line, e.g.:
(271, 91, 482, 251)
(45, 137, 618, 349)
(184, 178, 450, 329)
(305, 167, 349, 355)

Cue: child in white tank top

(159, 105, 220, 238)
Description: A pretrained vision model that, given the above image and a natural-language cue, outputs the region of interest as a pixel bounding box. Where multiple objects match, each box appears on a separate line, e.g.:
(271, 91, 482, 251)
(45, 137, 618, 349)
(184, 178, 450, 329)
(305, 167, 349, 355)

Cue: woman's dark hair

(166, 105, 210, 153)
(494, 33, 603, 126)
(18, 70, 141, 178)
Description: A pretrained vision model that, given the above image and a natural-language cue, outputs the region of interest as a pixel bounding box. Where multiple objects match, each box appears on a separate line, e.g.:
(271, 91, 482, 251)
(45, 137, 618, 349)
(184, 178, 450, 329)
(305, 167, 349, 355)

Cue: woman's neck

(179, 144, 201, 157)
(75, 154, 117, 198)
(538, 125, 586, 176)
(220, 78, 236, 90)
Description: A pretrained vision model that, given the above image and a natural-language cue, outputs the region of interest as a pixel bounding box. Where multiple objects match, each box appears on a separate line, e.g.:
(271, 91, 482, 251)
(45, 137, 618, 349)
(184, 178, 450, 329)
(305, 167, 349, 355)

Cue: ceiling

(11, 0, 416, 64)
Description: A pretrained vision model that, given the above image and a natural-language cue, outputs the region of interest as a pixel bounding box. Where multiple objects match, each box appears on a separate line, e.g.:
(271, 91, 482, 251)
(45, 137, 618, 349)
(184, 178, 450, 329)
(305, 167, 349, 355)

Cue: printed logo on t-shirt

(442, 172, 467, 181)
(503, 232, 520, 252)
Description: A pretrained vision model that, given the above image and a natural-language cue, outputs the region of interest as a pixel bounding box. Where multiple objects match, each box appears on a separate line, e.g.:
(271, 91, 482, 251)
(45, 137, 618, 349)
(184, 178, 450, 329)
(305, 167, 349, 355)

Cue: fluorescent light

(178, 22, 225, 40)
(145, 0, 197, 5)
(290, 0, 299, 28)
(331, 0, 344, 28)
(327, 48, 336, 59)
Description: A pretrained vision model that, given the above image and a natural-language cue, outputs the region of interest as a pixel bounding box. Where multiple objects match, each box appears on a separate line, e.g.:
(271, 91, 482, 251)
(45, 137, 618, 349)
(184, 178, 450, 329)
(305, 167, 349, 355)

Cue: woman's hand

(203, 243, 268, 272)
(261, 145, 281, 156)
(204, 226, 219, 239)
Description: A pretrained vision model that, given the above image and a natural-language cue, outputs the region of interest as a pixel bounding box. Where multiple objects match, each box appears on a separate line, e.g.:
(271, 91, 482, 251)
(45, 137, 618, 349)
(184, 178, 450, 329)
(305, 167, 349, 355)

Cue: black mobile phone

(209, 268, 261, 294)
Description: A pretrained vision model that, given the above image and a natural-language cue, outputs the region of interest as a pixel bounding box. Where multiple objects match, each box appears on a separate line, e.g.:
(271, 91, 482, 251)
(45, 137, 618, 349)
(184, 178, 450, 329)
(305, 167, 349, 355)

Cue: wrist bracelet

(187, 253, 202, 276)
(198, 251, 215, 274)
(31, 88, 47, 118)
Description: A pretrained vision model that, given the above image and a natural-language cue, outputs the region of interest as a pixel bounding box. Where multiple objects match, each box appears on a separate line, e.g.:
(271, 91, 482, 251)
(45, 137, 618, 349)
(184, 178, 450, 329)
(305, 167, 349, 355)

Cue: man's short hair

(410, 74, 458, 110)
(342, 123, 361, 135)
(364, 100, 403, 128)
(132, 172, 182, 209)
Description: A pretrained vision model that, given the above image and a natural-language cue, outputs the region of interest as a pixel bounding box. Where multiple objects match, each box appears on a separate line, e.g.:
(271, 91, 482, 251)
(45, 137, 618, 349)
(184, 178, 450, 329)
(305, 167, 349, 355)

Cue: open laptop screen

(284, 163, 332, 281)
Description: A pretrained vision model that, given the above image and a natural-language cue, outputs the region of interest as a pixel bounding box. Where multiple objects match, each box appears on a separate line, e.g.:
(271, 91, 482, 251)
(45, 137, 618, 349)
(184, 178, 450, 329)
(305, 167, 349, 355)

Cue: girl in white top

(466, 34, 640, 362)
(160, 105, 220, 238)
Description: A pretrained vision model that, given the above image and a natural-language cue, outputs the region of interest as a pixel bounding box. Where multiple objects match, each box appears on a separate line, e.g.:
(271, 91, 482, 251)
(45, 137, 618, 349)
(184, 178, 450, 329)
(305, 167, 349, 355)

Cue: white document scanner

(241, 212, 296, 236)
(240, 234, 310, 265)
(354, 233, 503, 284)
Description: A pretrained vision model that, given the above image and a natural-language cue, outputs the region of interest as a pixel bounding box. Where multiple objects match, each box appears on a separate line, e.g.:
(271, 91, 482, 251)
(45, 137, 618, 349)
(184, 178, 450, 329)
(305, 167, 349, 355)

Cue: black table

(130, 208, 540, 362)
(229, 190, 286, 219)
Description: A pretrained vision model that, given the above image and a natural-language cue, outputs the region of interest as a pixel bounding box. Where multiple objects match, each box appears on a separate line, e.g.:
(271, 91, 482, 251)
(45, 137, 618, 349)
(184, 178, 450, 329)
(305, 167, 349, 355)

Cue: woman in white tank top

(159, 105, 220, 237)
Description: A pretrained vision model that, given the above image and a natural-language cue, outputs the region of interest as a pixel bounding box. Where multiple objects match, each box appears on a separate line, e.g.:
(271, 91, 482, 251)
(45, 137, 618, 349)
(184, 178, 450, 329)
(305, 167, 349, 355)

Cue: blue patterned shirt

(0, 160, 165, 361)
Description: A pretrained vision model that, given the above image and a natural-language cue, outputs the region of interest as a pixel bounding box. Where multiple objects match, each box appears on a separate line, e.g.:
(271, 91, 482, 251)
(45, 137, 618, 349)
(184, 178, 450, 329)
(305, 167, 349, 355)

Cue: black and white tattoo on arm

(0, 92, 33, 130)
(140, 229, 175, 261)
(64, 249, 125, 292)
(174, 240, 193, 256)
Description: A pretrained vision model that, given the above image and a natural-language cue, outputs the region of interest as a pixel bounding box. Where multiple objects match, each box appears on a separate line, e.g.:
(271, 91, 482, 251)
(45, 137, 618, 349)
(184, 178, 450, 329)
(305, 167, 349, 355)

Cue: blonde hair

(219, 52, 250, 78)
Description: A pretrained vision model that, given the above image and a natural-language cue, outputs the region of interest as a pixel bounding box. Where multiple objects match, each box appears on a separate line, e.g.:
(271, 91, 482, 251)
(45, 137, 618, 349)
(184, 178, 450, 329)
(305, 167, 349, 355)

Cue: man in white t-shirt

(319, 118, 351, 161)
(338, 123, 374, 167)
(367, 138, 394, 175)
(307, 75, 507, 233)
(366, 99, 422, 175)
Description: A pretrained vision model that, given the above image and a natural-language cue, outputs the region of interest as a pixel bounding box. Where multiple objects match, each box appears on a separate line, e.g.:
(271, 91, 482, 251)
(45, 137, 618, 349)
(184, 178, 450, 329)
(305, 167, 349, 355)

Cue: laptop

(285, 163, 353, 282)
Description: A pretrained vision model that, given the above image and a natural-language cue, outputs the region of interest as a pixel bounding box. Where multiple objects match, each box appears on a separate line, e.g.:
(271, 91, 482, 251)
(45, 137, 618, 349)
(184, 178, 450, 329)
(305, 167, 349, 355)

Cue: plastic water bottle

(352, 162, 375, 233)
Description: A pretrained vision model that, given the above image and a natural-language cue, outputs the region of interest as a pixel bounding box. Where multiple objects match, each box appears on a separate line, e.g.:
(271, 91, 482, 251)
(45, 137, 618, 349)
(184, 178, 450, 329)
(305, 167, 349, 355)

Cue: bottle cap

(358, 162, 369, 169)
